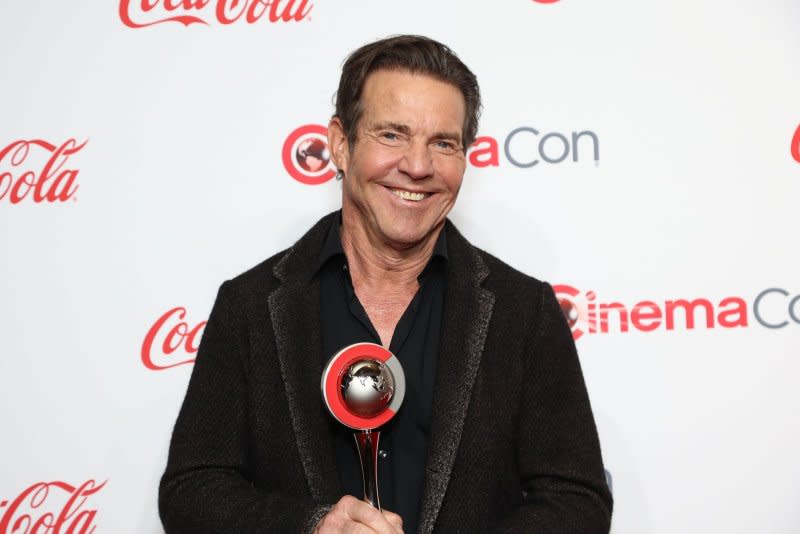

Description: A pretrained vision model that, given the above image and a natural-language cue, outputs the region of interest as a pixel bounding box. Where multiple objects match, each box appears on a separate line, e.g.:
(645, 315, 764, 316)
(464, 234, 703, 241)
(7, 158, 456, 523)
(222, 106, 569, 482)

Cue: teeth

(391, 188, 427, 201)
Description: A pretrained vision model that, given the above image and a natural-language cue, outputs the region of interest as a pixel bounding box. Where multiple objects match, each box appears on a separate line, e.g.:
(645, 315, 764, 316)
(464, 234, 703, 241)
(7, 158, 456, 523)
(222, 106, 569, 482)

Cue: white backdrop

(2, 1, 799, 533)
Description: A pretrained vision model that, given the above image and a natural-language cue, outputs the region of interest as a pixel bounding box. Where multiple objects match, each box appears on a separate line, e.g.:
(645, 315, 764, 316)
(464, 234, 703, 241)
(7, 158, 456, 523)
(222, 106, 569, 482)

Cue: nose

(397, 139, 434, 180)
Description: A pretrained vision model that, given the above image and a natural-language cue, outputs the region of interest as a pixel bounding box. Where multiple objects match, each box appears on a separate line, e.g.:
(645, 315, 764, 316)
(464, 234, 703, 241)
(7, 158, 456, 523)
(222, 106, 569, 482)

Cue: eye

(375, 130, 404, 145)
(433, 140, 460, 154)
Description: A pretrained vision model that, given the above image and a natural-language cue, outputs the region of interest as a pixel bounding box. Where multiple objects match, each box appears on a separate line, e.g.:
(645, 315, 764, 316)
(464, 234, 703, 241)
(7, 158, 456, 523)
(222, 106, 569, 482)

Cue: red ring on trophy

(321, 342, 406, 430)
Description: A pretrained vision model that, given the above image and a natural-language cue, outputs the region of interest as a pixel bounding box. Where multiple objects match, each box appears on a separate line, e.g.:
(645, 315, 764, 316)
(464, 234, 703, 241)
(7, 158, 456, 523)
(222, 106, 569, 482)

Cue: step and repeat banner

(1, 1, 799, 533)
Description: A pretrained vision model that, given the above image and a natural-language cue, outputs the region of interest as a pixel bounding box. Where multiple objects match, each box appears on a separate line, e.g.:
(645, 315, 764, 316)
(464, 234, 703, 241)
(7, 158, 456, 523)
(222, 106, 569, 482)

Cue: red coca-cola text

(0, 139, 87, 204)
(0, 479, 106, 534)
(142, 307, 206, 370)
(119, 0, 313, 28)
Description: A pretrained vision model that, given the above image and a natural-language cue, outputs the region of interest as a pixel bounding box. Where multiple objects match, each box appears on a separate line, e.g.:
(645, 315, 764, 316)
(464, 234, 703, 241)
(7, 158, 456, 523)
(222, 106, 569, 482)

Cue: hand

(313, 495, 404, 534)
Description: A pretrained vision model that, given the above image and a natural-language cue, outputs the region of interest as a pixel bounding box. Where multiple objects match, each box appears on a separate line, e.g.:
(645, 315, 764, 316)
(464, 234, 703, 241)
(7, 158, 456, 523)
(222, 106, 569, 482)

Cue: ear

(327, 117, 350, 174)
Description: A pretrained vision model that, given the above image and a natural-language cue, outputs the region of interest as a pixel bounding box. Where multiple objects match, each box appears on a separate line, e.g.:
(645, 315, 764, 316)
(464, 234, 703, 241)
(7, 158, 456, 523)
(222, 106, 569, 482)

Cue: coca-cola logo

(0, 139, 87, 204)
(532, 0, 561, 3)
(142, 307, 207, 370)
(791, 124, 800, 164)
(0, 479, 106, 534)
(282, 124, 335, 185)
(119, 0, 313, 28)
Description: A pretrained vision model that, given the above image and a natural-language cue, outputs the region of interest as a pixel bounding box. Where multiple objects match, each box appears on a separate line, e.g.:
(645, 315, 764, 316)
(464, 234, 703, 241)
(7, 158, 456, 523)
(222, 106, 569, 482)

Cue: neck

(340, 210, 441, 292)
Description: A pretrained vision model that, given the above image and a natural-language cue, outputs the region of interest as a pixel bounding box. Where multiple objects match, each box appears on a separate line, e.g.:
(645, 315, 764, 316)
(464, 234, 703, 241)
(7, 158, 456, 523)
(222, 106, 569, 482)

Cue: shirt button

(378, 449, 389, 459)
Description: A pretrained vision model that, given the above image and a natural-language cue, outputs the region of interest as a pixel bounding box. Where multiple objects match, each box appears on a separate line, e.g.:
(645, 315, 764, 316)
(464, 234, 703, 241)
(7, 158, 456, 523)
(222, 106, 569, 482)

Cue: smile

(390, 188, 429, 202)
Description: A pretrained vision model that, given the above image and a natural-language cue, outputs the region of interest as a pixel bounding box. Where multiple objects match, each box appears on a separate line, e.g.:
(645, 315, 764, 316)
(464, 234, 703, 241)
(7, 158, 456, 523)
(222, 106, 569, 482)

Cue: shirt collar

(315, 211, 449, 276)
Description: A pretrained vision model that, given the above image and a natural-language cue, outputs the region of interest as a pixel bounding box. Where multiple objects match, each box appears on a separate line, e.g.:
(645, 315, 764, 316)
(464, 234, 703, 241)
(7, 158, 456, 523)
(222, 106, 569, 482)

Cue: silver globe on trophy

(321, 342, 406, 509)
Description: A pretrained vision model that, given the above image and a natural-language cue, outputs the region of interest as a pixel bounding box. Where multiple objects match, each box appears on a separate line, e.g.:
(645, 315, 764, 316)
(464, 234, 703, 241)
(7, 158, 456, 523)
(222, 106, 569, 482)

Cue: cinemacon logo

(119, 0, 312, 27)
(282, 124, 599, 185)
(0, 139, 86, 204)
(554, 284, 800, 340)
(0, 479, 106, 534)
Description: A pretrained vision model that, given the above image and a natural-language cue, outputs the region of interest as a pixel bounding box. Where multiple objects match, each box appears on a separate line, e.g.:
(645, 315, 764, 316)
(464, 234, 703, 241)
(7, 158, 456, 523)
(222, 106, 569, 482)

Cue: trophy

(321, 342, 406, 509)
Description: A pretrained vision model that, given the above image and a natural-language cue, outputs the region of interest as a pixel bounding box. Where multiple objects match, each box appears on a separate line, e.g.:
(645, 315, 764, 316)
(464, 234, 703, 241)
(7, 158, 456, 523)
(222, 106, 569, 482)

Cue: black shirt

(316, 215, 447, 534)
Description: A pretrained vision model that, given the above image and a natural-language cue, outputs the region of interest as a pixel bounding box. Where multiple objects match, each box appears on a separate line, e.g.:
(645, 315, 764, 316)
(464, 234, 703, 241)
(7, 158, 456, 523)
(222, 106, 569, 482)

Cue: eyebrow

(371, 121, 412, 136)
(370, 121, 462, 144)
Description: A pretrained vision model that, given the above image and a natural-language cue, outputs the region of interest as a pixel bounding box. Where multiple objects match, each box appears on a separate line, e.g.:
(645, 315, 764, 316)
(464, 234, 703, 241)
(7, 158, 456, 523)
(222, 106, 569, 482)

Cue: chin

(379, 221, 438, 248)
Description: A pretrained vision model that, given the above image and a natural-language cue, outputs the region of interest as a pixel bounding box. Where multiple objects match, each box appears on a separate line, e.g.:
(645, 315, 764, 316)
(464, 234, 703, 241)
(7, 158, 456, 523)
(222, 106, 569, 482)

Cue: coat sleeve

(158, 281, 331, 534)
(493, 283, 613, 534)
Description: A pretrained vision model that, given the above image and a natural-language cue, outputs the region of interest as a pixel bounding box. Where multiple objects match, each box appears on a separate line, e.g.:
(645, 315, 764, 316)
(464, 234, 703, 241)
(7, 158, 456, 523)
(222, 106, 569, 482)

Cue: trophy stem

(353, 429, 381, 510)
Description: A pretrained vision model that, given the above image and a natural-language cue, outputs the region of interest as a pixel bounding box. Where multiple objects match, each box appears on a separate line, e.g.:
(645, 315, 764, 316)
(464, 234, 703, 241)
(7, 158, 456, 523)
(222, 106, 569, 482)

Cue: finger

(382, 510, 403, 531)
(342, 523, 374, 534)
(315, 507, 372, 534)
(339, 497, 395, 534)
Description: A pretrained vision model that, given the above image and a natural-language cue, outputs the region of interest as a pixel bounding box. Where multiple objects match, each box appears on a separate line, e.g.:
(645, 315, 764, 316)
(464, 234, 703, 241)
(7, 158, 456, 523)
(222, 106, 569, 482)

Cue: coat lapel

(268, 214, 341, 503)
(267, 214, 496, 522)
(418, 222, 495, 534)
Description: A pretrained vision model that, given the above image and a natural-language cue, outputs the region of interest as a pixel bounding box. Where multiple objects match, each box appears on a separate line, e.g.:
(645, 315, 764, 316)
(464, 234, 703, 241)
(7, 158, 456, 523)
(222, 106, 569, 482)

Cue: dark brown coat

(159, 212, 612, 533)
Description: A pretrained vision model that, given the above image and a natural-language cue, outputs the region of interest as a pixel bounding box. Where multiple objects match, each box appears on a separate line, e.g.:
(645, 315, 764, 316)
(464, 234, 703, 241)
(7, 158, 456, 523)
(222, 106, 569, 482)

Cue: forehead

(359, 69, 466, 134)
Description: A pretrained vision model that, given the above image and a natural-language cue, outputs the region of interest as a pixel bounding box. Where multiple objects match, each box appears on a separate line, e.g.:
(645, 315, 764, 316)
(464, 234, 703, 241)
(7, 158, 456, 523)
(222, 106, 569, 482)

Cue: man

(159, 35, 612, 534)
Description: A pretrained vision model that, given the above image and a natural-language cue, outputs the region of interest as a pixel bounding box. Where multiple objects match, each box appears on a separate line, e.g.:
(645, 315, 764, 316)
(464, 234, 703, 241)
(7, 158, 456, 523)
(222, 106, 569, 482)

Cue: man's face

(329, 69, 467, 250)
